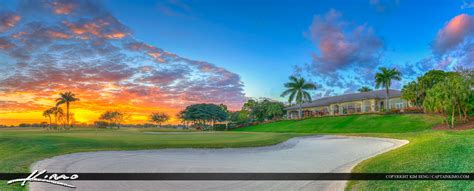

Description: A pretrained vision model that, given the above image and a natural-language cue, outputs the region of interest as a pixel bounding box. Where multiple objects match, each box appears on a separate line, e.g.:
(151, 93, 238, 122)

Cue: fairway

(0, 114, 473, 190)
(0, 128, 294, 191)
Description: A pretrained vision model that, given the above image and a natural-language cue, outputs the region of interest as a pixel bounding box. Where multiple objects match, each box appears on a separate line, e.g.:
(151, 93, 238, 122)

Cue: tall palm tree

(375, 67, 402, 110)
(56, 92, 79, 127)
(42, 109, 53, 130)
(281, 76, 317, 118)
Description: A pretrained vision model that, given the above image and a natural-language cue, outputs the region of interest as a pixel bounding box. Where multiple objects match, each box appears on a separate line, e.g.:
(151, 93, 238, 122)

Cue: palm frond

(302, 83, 317, 90)
(280, 89, 293, 97)
(289, 76, 298, 83)
(281, 76, 316, 106)
(56, 99, 66, 106)
(288, 91, 296, 104)
(303, 91, 312, 102)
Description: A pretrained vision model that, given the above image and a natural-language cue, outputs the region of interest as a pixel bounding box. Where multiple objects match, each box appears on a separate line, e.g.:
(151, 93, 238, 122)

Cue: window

(396, 102, 404, 109)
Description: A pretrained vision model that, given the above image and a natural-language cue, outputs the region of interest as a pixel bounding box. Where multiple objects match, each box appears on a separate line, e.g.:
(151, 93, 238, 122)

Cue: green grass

(235, 114, 474, 190)
(0, 128, 294, 190)
(346, 130, 474, 190)
(234, 114, 442, 133)
(1, 114, 472, 190)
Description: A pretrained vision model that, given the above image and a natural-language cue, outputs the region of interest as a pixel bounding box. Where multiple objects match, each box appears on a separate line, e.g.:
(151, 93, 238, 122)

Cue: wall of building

(286, 96, 409, 118)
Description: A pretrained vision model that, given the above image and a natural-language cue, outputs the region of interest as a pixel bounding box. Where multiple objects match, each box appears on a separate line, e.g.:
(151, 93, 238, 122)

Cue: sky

(0, 0, 473, 125)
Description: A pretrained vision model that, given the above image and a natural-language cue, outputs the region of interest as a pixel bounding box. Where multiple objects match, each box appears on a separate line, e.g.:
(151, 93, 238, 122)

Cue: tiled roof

(285, 89, 401, 110)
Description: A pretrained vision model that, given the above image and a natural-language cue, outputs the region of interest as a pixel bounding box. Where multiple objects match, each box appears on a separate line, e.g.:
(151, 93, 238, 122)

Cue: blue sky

(1, 0, 474, 124)
(104, 0, 473, 100)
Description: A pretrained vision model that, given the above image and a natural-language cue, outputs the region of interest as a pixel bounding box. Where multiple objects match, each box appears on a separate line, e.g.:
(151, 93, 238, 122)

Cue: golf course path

(30, 135, 408, 191)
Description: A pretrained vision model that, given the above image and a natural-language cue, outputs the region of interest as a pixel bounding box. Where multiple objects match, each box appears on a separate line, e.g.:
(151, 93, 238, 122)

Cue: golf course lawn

(236, 114, 474, 190)
(233, 113, 442, 133)
(0, 114, 472, 190)
(0, 129, 295, 191)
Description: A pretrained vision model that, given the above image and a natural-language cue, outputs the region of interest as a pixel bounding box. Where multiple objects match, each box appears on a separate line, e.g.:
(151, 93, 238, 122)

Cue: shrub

(213, 124, 227, 131)
(390, 108, 400, 113)
(94, 121, 109, 128)
(192, 123, 212, 131)
(403, 107, 424, 113)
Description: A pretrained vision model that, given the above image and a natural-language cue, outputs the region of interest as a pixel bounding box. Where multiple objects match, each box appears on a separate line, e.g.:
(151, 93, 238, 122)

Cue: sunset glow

(0, 1, 245, 125)
(1, 0, 473, 126)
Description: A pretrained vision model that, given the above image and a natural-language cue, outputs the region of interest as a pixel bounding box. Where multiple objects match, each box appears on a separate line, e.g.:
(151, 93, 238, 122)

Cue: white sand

(30, 135, 408, 191)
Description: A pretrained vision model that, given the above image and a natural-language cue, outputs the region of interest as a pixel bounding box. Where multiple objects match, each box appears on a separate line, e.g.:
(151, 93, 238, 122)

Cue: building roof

(285, 89, 401, 110)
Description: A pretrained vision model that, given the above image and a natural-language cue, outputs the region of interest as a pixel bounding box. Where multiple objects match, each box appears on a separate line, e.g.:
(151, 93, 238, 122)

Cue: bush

(390, 108, 400, 113)
(403, 107, 424, 113)
(94, 121, 109, 128)
(213, 124, 227, 131)
(192, 123, 212, 131)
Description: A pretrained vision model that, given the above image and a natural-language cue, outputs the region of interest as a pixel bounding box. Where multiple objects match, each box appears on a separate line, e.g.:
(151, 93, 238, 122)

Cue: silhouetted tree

(149, 112, 170, 127)
(56, 92, 79, 127)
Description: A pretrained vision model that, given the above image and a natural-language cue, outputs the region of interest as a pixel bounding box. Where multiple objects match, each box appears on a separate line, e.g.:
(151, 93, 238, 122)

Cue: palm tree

(375, 67, 402, 110)
(56, 92, 79, 127)
(281, 76, 317, 118)
(149, 112, 170, 127)
(358, 86, 373, 92)
(50, 107, 64, 129)
(42, 109, 53, 130)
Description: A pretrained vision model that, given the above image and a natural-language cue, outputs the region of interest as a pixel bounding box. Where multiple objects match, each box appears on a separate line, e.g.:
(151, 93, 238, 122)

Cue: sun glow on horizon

(0, 1, 245, 126)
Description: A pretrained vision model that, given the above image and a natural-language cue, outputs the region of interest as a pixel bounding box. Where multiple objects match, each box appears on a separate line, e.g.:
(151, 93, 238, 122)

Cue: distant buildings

(285, 89, 409, 118)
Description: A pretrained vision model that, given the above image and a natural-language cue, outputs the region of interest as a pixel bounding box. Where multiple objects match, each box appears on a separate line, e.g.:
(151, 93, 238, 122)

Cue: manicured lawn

(235, 114, 474, 190)
(234, 114, 442, 133)
(347, 130, 474, 190)
(1, 114, 472, 190)
(0, 128, 294, 191)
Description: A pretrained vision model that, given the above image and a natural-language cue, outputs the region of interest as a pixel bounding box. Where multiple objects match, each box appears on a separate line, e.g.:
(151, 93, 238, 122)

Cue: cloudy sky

(0, 0, 473, 125)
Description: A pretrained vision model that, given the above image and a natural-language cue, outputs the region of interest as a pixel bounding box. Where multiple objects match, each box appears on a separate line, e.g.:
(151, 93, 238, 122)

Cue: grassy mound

(235, 114, 473, 190)
(234, 114, 442, 133)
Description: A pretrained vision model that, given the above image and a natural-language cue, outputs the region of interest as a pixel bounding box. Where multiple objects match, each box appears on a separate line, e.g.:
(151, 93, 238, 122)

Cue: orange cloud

(0, 13, 21, 32)
(0, 1, 245, 126)
(64, 17, 129, 39)
(50, 1, 76, 15)
(47, 30, 72, 39)
(103, 32, 127, 39)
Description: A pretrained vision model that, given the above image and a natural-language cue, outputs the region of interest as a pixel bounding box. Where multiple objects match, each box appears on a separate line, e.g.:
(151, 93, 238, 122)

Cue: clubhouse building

(285, 89, 409, 119)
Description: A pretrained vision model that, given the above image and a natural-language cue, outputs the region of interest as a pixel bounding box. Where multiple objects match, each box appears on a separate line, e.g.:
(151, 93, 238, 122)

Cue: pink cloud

(309, 9, 384, 74)
(432, 14, 474, 55)
(0, 37, 14, 49)
(435, 56, 453, 69)
(429, 14, 474, 69)
(46, 30, 72, 39)
(0, 12, 21, 32)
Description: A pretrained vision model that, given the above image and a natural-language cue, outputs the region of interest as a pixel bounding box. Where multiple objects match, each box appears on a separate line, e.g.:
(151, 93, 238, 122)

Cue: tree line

(41, 91, 172, 130)
(402, 68, 473, 128)
(95, 111, 170, 128)
(42, 91, 79, 130)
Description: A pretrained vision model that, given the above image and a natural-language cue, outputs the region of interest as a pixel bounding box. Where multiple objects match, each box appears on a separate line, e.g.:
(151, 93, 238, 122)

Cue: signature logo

(7, 170, 78, 188)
